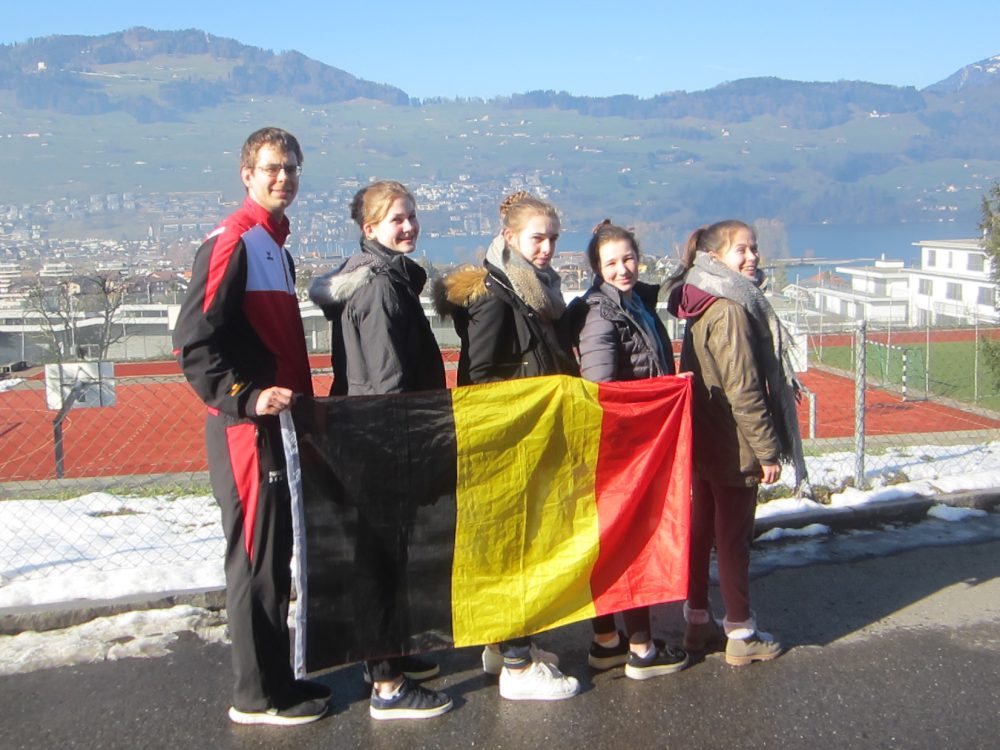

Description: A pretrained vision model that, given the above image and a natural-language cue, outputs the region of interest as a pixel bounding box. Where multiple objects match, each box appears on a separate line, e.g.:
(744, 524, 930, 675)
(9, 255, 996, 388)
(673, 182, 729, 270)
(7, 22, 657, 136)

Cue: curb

(0, 587, 226, 636)
(753, 488, 1000, 536)
(3, 489, 998, 636)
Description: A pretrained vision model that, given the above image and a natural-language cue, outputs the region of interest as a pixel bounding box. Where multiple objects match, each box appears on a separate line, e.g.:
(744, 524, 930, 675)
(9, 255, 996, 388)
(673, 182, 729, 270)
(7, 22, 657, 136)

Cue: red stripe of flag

(590, 376, 692, 615)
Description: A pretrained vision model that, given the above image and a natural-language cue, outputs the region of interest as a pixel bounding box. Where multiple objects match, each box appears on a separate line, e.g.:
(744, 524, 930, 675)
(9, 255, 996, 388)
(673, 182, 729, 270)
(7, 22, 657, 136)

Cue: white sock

(632, 642, 655, 659)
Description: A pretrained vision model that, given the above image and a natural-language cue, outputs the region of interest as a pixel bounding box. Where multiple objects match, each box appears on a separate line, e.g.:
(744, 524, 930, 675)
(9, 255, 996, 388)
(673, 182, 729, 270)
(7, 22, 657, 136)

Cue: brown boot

(683, 619, 726, 653)
(725, 633, 783, 666)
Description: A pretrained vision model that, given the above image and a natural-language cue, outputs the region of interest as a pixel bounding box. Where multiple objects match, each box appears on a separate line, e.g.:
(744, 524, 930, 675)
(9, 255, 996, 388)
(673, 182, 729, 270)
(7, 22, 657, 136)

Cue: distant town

(0, 177, 673, 366)
(0, 179, 995, 371)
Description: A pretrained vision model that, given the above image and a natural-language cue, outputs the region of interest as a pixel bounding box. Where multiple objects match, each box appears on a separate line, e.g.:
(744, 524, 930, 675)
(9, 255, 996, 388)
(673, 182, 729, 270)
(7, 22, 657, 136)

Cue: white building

(812, 258, 910, 324)
(908, 239, 997, 325)
(805, 238, 997, 327)
(39, 262, 74, 279)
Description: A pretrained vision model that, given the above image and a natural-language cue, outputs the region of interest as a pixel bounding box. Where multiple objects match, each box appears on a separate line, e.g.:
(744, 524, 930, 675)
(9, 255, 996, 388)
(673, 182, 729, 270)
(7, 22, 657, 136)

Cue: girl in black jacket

(434, 192, 580, 702)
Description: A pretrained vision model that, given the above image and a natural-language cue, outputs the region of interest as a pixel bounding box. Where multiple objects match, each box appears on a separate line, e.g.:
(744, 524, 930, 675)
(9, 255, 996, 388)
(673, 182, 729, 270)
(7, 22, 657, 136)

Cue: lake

(412, 222, 974, 281)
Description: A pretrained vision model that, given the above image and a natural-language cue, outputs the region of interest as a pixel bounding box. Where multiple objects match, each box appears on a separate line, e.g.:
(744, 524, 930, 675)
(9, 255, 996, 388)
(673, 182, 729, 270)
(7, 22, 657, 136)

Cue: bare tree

(22, 280, 79, 364)
(21, 274, 129, 363)
(78, 273, 127, 361)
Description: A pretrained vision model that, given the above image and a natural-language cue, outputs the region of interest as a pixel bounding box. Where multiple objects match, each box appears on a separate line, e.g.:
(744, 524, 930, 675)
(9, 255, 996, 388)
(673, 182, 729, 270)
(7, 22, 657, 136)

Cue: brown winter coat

(680, 296, 782, 487)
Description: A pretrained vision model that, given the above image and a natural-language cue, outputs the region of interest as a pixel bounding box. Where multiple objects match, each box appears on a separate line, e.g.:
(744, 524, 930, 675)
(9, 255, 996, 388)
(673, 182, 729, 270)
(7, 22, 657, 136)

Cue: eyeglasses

(255, 163, 302, 177)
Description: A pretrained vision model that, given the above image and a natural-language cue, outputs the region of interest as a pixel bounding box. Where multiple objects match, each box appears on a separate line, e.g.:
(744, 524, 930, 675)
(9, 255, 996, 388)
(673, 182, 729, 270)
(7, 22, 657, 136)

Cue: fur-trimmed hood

(308, 254, 377, 309)
(431, 265, 489, 318)
(309, 240, 428, 310)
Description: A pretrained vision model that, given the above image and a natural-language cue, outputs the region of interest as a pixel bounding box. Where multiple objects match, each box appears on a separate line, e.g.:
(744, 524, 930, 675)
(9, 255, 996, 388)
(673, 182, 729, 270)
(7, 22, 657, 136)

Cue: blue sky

(3, 1, 999, 99)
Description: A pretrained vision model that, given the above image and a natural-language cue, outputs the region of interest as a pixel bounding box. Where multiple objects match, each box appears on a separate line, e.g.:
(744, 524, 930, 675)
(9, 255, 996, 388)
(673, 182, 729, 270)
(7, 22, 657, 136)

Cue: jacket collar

(241, 196, 290, 246)
(360, 238, 428, 295)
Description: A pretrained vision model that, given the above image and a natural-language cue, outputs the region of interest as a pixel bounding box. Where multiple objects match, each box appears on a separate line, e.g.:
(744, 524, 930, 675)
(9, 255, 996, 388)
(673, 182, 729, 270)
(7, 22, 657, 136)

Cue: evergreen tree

(981, 182, 1000, 285)
(978, 182, 1000, 388)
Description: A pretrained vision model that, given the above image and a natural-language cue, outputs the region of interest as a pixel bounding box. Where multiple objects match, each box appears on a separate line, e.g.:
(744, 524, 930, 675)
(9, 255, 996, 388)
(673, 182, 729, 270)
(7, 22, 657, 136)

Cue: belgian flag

(290, 374, 691, 673)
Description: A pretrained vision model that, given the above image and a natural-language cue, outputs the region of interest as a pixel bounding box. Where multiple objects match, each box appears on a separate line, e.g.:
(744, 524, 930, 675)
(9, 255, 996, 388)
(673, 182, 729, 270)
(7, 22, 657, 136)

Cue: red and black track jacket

(173, 196, 313, 418)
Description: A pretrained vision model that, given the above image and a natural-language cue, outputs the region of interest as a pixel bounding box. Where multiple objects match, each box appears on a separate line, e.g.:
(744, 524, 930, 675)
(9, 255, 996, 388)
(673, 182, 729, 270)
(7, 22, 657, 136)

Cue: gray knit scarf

(485, 234, 566, 320)
(685, 253, 810, 495)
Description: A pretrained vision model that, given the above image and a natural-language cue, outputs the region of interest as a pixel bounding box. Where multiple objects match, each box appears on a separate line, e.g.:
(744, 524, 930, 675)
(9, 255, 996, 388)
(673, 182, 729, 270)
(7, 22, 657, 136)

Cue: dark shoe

(369, 679, 453, 721)
(588, 631, 629, 670)
(725, 632, 783, 666)
(624, 644, 690, 680)
(363, 655, 440, 684)
(292, 679, 331, 701)
(228, 695, 328, 727)
(683, 619, 726, 653)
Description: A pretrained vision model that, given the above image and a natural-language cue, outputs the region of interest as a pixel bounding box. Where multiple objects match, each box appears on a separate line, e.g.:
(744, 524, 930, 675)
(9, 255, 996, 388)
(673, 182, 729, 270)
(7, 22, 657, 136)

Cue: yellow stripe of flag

(450, 376, 604, 645)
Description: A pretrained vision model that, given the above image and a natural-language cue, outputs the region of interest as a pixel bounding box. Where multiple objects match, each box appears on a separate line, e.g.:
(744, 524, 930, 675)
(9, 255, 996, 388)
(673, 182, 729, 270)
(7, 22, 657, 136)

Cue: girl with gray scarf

(433, 192, 580, 701)
(666, 219, 808, 667)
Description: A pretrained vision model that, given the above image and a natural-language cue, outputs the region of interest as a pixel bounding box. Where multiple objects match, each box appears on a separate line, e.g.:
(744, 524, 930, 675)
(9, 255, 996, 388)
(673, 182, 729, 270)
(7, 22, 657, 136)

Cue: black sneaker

(588, 631, 629, 670)
(624, 644, 690, 681)
(292, 678, 332, 701)
(228, 695, 328, 727)
(369, 679, 453, 721)
(363, 656, 440, 684)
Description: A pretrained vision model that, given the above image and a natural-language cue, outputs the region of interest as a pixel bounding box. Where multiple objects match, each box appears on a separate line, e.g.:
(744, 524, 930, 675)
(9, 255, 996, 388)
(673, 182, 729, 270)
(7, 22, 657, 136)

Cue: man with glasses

(174, 127, 329, 726)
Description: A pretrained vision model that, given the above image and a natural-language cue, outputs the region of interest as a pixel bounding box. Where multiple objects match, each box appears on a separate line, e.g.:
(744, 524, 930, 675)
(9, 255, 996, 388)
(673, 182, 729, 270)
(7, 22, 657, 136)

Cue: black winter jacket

(309, 240, 444, 395)
(433, 261, 578, 385)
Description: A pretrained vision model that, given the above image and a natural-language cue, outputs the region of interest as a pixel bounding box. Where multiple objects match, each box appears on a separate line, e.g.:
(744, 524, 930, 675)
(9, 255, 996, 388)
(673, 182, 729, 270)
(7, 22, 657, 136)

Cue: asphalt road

(3, 516, 1000, 749)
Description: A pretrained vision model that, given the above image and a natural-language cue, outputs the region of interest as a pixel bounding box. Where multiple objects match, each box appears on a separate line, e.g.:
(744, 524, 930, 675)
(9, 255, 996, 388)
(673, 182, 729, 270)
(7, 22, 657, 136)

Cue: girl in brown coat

(667, 219, 807, 666)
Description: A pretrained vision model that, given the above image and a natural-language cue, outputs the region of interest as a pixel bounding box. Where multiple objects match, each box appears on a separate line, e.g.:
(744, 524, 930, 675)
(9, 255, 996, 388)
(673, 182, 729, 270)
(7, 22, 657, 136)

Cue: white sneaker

(498, 661, 580, 701)
(482, 643, 561, 675)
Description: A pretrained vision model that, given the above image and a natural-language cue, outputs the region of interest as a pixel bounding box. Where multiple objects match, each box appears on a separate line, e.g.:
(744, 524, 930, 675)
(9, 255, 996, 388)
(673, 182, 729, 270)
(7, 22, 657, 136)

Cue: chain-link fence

(2, 312, 998, 592)
(791, 310, 1000, 501)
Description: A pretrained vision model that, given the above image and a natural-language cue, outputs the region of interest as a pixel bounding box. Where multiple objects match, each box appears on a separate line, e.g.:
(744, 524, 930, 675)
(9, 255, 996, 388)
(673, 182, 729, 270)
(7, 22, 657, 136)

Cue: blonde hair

(499, 191, 559, 234)
(350, 180, 414, 229)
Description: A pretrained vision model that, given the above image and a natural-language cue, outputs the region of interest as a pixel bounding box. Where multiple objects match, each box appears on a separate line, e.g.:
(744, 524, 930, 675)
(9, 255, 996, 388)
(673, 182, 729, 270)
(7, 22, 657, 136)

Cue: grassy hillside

(2, 31, 999, 233)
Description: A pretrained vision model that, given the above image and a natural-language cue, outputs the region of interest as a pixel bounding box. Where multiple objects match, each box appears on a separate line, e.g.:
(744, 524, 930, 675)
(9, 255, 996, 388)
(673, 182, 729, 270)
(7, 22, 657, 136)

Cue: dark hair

(585, 219, 640, 277)
(240, 127, 303, 170)
(349, 180, 414, 229)
(668, 219, 754, 285)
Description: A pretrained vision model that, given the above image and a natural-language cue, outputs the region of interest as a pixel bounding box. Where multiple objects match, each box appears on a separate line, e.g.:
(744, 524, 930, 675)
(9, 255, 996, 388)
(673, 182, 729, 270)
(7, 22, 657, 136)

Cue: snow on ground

(0, 441, 997, 674)
(927, 504, 988, 522)
(0, 378, 23, 393)
(0, 492, 224, 608)
(755, 523, 832, 542)
(1, 605, 227, 676)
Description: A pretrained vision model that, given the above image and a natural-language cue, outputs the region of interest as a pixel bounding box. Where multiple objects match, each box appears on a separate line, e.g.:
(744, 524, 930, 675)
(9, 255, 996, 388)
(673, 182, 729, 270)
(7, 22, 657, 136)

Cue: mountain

(0, 27, 409, 120)
(502, 78, 926, 129)
(0, 29, 998, 232)
(924, 54, 1000, 94)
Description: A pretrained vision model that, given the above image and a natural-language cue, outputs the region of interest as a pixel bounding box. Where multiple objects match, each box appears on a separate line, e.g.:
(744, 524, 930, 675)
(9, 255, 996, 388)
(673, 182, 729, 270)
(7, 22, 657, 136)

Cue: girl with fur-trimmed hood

(434, 192, 578, 386)
(309, 181, 444, 397)
(308, 180, 452, 722)
(432, 192, 580, 702)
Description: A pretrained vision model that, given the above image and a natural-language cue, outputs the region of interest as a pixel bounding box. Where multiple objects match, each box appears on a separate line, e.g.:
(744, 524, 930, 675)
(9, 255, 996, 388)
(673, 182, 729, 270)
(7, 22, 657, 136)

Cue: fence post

(925, 318, 931, 396)
(808, 390, 817, 440)
(854, 320, 866, 489)
(901, 348, 908, 402)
